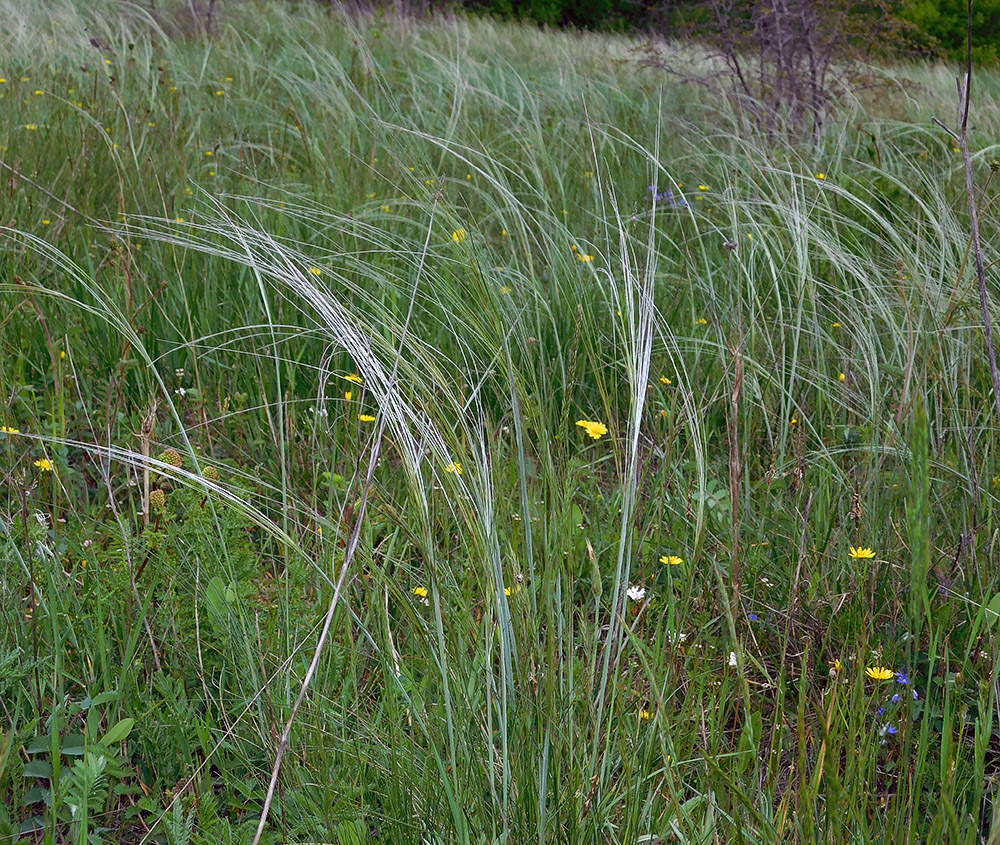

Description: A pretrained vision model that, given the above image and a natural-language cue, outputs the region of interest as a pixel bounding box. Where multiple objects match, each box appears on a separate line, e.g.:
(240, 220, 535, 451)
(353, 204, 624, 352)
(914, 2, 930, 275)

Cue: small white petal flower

(626, 585, 646, 602)
(728, 651, 738, 667)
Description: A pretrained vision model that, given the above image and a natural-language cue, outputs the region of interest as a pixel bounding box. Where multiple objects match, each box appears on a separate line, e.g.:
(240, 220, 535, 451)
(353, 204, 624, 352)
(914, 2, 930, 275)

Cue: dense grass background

(4, 1, 1000, 842)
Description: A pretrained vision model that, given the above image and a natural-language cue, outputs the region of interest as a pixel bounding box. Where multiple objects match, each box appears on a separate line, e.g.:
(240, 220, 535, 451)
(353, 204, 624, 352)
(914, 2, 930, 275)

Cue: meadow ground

(3, 1, 1000, 842)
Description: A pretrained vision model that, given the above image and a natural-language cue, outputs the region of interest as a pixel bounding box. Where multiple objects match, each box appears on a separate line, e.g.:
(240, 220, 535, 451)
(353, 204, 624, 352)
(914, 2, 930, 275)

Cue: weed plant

(2, 1, 1000, 842)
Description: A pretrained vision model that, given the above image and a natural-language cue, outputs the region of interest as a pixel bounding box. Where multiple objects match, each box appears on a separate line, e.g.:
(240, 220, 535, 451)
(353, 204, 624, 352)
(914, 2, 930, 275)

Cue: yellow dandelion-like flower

(639, 709, 651, 721)
(829, 658, 843, 673)
(411, 586, 428, 598)
(816, 172, 826, 180)
(698, 184, 709, 191)
(444, 461, 463, 475)
(452, 228, 467, 243)
(697, 317, 708, 325)
(346, 373, 363, 384)
(849, 546, 875, 559)
(504, 584, 522, 596)
(307, 267, 322, 276)
(1, 425, 20, 434)
(839, 372, 846, 382)
(25, 124, 37, 130)
(575, 420, 608, 440)
(660, 376, 672, 385)
(865, 666, 894, 681)
(660, 555, 684, 566)
(345, 391, 352, 402)
(577, 253, 594, 262)
(380, 205, 391, 212)
(359, 414, 376, 422)
(34, 458, 54, 471)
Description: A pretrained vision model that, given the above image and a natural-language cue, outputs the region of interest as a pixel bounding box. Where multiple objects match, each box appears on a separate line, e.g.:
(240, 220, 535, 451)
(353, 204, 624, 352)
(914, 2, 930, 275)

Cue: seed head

(202, 465, 220, 481)
(149, 489, 166, 511)
(160, 448, 183, 468)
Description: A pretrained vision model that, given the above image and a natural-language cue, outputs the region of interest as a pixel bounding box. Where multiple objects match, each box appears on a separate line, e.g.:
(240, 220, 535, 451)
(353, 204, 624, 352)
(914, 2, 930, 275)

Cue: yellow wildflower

(0, 426, 20, 434)
(444, 461, 463, 475)
(849, 546, 875, 559)
(307, 267, 322, 276)
(34, 458, 54, 471)
(660, 555, 683, 566)
(359, 414, 376, 422)
(346, 373, 363, 384)
(411, 586, 428, 598)
(865, 666, 894, 681)
(452, 228, 467, 243)
(575, 420, 608, 440)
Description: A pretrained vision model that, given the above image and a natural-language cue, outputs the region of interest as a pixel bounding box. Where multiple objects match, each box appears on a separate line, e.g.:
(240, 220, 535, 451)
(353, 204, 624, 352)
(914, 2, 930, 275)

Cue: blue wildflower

(650, 185, 688, 208)
(891, 694, 900, 703)
(895, 670, 910, 685)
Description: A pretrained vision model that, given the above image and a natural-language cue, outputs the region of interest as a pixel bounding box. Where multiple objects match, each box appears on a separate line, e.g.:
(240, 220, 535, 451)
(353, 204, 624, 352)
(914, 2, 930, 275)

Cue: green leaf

(986, 593, 1000, 627)
(62, 734, 86, 755)
(24, 736, 51, 754)
(100, 718, 134, 746)
(23, 760, 53, 779)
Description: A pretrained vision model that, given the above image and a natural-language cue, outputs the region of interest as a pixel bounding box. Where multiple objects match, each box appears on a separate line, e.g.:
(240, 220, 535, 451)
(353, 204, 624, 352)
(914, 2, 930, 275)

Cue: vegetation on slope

(3, 1, 1000, 841)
